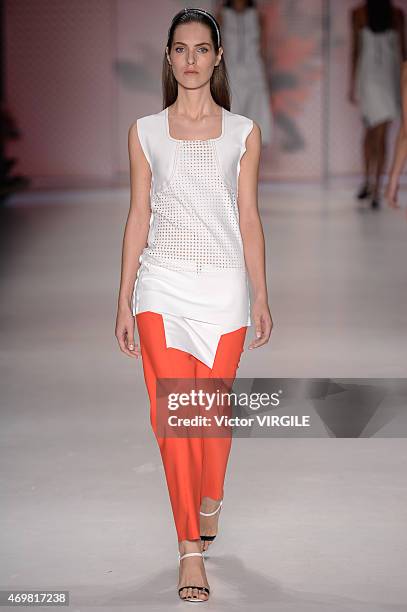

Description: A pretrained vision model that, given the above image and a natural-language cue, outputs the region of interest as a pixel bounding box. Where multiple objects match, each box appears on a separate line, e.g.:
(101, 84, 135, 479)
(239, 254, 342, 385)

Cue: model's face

(166, 22, 223, 89)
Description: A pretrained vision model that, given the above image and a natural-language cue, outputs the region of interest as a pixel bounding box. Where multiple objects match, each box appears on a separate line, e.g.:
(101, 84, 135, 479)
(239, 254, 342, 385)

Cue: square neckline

(165, 106, 225, 143)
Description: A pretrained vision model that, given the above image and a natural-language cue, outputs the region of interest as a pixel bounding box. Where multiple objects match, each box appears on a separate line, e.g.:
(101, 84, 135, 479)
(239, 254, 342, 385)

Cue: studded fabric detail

(140, 140, 246, 274)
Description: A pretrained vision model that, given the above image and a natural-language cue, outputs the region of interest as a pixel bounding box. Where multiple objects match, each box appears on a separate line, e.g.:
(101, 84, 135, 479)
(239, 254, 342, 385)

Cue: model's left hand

(248, 297, 273, 350)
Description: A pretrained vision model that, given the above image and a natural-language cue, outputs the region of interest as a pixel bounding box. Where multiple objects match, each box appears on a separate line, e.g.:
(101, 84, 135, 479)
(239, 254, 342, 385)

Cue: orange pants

(136, 311, 247, 543)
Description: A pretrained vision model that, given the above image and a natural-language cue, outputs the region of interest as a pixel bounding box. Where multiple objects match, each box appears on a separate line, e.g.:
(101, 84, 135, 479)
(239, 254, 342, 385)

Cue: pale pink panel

(6, 0, 113, 183)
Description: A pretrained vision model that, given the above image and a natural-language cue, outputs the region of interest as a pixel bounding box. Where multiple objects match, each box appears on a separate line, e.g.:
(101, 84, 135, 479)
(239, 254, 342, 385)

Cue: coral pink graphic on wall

(263, 0, 323, 152)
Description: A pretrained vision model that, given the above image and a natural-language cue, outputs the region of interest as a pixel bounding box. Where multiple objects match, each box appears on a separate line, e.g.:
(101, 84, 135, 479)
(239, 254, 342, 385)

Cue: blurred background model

(350, 0, 406, 208)
(216, 0, 273, 146)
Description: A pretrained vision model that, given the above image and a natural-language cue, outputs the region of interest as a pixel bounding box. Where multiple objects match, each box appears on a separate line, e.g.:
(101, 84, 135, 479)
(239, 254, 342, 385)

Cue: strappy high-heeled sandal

(200, 499, 223, 546)
(178, 552, 210, 602)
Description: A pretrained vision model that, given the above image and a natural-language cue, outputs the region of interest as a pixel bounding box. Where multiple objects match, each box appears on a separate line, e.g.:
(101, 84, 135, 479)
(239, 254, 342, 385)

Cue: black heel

(200, 500, 222, 551)
(357, 182, 372, 199)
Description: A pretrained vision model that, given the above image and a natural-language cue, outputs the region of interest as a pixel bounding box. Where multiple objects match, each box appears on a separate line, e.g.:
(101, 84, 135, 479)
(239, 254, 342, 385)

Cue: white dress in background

(355, 26, 401, 127)
(131, 106, 253, 369)
(221, 6, 273, 145)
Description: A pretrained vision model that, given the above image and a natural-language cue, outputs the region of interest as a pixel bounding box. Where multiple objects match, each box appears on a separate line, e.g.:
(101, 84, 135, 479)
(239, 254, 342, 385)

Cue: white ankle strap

(179, 552, 203, 561)
(199, 499, 223, 516)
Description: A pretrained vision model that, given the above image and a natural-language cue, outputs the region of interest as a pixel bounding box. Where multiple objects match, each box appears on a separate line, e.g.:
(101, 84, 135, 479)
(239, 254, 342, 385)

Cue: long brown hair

(162, 8, 231, 110)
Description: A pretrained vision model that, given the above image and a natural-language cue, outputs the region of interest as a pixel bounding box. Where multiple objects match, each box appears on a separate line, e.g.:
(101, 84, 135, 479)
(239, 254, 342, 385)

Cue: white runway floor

(1, 184, 407, 610)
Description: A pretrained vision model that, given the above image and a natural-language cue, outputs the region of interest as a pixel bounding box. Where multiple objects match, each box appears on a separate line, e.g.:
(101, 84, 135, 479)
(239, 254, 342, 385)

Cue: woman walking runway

(115, 7, 272, 603)
(349, 0, 405, 209)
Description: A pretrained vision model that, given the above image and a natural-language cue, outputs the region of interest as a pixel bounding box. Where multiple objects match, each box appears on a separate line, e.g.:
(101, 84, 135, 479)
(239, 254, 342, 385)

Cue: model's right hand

(115, 306, 141, 358)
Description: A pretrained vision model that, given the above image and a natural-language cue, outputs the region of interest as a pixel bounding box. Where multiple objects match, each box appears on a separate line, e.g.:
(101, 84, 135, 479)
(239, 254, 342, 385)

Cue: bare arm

(395, 9, 406, 62)
(238, 122, 273, 349)
(386, 67, 407, 208)
(115, 122, 152, 357)
(390, 122, 407, 177)
(385, 121, 407, 209)
(393, 63, 407, 174)
(402, 61, 407, 134)
(396, 10, 407, 137)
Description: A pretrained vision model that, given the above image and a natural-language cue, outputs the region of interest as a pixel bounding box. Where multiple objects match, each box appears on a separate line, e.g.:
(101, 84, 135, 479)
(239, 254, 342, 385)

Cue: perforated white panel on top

(141, 139, 246, 273)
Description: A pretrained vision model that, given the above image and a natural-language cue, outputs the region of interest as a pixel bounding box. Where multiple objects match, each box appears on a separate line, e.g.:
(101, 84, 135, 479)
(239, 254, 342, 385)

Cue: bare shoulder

(127, 119, 151, 174)
(128, 121, 142, 153)
(128, 119, 138, 130)
(128, 115, 152, 141)
(251, 120, 261, 137)
(247, 120, 262, 148)
(128, 121, 138, 139)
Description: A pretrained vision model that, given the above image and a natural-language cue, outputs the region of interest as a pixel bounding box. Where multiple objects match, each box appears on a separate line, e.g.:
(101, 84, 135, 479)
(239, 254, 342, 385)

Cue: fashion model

(349, 0, 406, 209)
(115, 7, 273, 603)
(216, 0, 273, 146)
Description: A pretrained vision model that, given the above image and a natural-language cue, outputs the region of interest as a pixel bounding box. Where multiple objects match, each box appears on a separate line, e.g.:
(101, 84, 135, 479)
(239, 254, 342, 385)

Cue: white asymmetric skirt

(131, 261, 251, 369)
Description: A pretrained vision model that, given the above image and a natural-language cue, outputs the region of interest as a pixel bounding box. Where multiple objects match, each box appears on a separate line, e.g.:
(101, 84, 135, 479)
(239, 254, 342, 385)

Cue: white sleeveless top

(131, 106, 254, 368)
